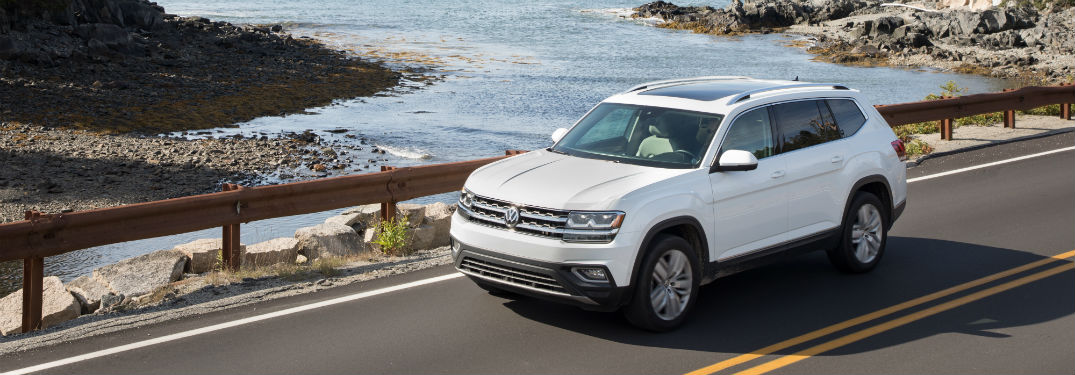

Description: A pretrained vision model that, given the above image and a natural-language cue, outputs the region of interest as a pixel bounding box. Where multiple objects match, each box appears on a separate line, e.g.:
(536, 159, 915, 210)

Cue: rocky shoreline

(1, 0, 402, 133)
(635, 0, 1074, 84)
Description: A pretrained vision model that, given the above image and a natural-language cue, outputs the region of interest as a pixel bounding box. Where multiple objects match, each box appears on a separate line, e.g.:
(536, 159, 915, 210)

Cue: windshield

(552, 103, 725, 169)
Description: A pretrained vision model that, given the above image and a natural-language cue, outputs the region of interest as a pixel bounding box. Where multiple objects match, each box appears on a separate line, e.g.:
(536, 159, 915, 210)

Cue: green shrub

(374, 217, 411, 256)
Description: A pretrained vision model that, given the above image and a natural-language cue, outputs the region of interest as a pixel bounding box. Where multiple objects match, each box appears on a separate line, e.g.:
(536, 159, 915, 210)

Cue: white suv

(450, 77, 908, 331)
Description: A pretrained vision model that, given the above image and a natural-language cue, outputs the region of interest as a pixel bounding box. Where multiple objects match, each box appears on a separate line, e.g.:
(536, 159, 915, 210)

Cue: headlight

(563, 211, 624, 243)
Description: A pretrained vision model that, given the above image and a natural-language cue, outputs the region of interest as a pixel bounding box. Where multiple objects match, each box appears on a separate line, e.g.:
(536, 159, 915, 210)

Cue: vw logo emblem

(504, 206, 520, 228)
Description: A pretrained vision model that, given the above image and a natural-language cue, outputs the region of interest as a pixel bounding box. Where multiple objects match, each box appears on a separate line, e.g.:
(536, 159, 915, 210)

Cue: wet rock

(294, 223, 366, 259)
(241, 237, 299, 270)
(0, 276, 81, 336)
(93, 249, 187, 297)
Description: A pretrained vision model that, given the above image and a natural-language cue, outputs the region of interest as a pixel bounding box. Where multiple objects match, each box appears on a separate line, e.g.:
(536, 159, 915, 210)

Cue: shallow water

(1, 0, 1014, 294)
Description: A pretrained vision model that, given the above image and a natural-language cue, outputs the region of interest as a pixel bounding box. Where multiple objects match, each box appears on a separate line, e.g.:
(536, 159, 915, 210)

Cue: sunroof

(637, 81, 778, 101)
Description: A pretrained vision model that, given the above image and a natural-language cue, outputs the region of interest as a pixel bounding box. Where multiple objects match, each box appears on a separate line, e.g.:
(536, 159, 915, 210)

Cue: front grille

(462, 195, 568, 239)
(459, 256, 568, 295)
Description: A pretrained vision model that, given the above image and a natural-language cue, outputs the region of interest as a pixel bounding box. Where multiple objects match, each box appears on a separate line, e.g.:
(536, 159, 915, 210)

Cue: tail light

(891, 139, 907, 161)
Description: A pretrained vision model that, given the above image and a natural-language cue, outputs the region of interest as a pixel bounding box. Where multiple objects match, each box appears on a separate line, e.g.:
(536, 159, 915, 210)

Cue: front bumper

(452, 239, 632, 312)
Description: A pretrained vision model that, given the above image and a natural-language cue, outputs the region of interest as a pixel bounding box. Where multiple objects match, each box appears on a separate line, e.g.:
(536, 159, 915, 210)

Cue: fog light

(450, 238, 462, 256)
(572, 267, 608, 282)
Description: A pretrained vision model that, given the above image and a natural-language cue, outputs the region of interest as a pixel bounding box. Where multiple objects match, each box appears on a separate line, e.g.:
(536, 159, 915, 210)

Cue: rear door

(771, 100, 845, 238)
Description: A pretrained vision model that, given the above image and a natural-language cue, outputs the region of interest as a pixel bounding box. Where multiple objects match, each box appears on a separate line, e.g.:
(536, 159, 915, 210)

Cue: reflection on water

(1, 0, 1013, 295)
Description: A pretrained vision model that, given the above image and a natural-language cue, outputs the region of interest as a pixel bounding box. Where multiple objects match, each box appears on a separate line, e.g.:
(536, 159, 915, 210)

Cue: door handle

(770, 170, 785, 179)
(831, 155, 843, 163)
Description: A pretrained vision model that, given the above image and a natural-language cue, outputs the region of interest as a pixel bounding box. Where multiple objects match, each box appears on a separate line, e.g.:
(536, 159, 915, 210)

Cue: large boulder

(295, 223, 366, 259)
(342, 204, 384, 229)
(94, 249, 187, 297)
(0, 276, 81, 336)
(174, 238, 244, 273)
(75, 23, 131, 50)
(409, 224, 437, 251)
(242, 237, 300, 269)
(395, 203, 426, 228)
(65, 275, 112, 314)
(423, 202, 455, 248)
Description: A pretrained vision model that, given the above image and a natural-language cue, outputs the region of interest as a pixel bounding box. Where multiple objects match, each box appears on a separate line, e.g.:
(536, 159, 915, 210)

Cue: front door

(710, 106, 789, 261)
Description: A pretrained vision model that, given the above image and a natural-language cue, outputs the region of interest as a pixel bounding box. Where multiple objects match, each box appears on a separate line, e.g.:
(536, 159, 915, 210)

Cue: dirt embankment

(634, 0, 1075, 84)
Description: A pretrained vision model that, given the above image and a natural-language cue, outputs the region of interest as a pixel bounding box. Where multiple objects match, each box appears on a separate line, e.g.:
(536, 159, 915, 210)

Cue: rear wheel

(623, 234, 700, 332)
(828, 191, 888, 273)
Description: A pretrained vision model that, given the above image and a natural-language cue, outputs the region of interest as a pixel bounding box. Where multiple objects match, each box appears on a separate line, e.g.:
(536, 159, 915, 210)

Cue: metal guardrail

(874, 83, 1074, 140)
(1, 84, 1072, 334)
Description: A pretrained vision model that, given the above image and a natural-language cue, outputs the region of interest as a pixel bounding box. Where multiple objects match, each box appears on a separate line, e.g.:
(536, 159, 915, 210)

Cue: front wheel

(827, 191, 888, 273)
(623, 235, 700, 332)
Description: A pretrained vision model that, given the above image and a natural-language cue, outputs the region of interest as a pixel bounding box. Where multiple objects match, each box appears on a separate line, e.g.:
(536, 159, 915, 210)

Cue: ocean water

(1, 0, 1013, 293)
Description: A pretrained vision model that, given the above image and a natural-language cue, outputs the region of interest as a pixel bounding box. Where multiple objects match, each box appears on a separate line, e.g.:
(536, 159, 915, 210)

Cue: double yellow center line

(686, 250, 1075, 375)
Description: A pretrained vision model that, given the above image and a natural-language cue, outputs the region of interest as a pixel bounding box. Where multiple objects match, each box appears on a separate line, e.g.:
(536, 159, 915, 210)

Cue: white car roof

(602, 77, 862, 115)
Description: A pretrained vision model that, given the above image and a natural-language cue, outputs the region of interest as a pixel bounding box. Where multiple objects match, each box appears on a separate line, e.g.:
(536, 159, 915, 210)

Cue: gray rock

(423, 202, 454, 248)
(396, 203, 426, 228)
(295, 223, 366, 259)
(99, 293, 124, 311)
(0, 276, 81, 336)
(174, 238, 244, 273)
(66, 275, 112, 314)
(409, 224, 437, 251)
(93, 249, 187, 298)
(242, 237, 299, 269)
(324, 212, 363, 228)
(342, 204, 383, 227)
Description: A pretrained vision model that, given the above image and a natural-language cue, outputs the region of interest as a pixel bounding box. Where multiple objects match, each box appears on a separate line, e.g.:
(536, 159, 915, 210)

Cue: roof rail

(625, 76, 751, 93)
(725, 83, 849, 105)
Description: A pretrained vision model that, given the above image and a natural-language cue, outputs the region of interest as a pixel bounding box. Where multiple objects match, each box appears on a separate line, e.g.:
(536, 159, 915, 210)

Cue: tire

(623, 234, 700, 332)
(827, 191, 888, 273)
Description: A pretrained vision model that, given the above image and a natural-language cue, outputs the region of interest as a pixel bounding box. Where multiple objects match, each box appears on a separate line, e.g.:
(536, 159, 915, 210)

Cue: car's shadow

(496, 237, 1073, 356)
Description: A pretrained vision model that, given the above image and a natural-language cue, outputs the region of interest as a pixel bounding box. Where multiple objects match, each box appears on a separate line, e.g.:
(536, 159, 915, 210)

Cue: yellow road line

(735, 262, 1074, 375)
(685, 250, 1075, 375)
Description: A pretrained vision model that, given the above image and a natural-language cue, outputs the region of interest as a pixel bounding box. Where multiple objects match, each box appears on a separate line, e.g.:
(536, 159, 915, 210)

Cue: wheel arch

(843, 175, 894, 229)
(630, 216, 710, 288)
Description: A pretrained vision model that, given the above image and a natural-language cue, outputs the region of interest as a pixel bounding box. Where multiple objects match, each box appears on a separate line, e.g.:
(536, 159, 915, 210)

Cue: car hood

(464, 149, 686, 210)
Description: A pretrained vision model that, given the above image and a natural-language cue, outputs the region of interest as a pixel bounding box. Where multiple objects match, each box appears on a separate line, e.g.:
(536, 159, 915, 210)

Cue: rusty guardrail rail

(1, 150, 527, 333)
(874, 83, 1074, 140)
(1, 84, 1072, 334)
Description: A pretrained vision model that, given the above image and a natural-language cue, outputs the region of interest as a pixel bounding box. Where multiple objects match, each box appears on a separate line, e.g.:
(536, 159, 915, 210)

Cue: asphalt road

(2, 133, 1073, 375)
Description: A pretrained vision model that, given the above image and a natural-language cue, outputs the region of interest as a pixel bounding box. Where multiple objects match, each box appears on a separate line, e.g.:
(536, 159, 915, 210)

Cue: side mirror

(711, 150, 759, 172)
(551, 128, 568, 143)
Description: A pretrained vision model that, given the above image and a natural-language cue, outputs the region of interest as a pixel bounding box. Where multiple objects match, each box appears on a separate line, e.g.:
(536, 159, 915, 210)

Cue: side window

(826, 99, 867, 137)
(577, 107, 636, 145)
(720, 107, 774, 159)
(772, 100, 840, 153)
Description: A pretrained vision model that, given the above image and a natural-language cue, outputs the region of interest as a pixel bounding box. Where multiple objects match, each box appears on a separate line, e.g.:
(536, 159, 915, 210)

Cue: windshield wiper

(546, 147, 567, 155)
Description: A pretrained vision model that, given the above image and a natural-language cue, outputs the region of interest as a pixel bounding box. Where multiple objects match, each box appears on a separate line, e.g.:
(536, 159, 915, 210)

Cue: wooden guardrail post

(21, 210, 45, 333)
(21, 256, 43, 333)
(1062, 102, 1071, 120)
(1002, 89, 1016, 128)
(939, 118, 954, 141)
(221, 183, 242, 271)
(380, 166, 397, 222)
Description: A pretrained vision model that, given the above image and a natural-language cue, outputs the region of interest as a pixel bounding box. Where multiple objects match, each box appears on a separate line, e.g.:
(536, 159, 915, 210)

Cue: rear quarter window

(826, 99, 867, 137)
